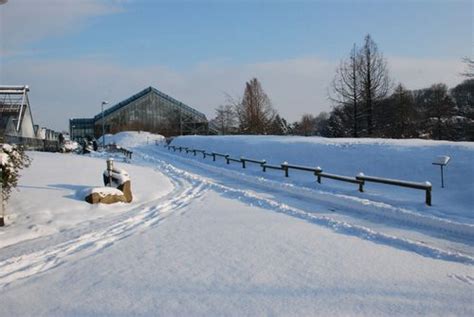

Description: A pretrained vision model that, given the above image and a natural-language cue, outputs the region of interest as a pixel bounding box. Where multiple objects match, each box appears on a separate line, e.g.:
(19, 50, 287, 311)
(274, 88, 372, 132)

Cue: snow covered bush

(1, 143, 31, 203)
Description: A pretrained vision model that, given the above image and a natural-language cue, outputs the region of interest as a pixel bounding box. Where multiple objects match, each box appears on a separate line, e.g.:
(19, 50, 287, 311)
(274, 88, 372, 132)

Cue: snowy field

(0, 132, 473, 316)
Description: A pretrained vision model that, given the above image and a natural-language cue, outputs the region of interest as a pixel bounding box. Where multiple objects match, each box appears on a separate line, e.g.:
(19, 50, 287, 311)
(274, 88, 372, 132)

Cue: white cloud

(1, 55, 466, 131)
(0, 0, 121, 56)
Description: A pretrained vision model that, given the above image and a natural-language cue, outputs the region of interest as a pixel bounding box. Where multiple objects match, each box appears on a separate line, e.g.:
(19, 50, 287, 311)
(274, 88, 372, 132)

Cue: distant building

(0, 85, 36, 139)
(70, 86, 210, 141)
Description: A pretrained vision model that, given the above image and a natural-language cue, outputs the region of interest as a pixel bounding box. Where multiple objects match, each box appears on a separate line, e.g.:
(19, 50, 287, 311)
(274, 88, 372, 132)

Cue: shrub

(1, 144, 31, 203)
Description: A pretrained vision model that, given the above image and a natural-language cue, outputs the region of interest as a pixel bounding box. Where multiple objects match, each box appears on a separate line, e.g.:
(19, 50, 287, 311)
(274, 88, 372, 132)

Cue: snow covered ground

(0, 151, 173, 249)
(171, 135, 474, 224)
(0, 132, 473, 316)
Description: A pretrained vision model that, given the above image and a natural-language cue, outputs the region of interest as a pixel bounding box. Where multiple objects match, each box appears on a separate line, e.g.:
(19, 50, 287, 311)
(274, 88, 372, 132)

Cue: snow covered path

(1, 189, 473, 316)
(135, 145, 474, 264)
(0, 136, 473, 315)
(0, 152, 207, 288)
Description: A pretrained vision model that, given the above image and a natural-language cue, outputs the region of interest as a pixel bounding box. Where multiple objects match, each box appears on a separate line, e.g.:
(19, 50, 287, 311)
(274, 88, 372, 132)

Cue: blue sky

(1, 0, 472, 131)
(21, 0, 472, 66)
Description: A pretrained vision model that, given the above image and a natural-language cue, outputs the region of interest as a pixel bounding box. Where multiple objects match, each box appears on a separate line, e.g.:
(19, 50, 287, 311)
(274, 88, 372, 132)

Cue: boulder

(117, 180, 133, 203)
(85, 186, 129, 204)
(86, 166, 133, 205)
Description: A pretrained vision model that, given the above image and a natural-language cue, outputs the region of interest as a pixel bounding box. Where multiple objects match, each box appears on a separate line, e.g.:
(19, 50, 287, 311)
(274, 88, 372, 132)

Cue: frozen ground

(0, 132, 472, 316)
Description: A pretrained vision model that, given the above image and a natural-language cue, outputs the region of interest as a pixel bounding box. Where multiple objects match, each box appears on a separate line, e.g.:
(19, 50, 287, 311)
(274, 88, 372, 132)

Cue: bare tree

(212, 104, 236, 135)
(236, 78, 276, 134)
(358, 34, 391, 136)
(461, 57, 474, 78)
(331, 44, 362, 137)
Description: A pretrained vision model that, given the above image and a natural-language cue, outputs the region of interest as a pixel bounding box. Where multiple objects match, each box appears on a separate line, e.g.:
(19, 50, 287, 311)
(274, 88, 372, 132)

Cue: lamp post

(101, 101, 108, 148)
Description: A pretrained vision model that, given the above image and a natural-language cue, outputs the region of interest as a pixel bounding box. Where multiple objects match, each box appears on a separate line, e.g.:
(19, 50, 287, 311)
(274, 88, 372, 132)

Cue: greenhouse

(70, 86, 209, 140)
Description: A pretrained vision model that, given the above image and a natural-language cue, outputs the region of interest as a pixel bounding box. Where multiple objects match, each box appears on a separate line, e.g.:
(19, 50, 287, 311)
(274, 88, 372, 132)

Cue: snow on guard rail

(356, 174, 432, 206)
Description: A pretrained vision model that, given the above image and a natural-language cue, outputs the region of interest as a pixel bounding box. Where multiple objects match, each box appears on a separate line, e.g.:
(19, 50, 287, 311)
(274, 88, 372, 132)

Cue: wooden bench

(356, 174, 432, 205)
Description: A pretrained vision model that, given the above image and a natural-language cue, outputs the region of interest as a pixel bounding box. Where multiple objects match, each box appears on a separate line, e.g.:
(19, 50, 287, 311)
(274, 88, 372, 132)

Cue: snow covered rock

(85, 187, 128, 204)
(85, 167, 134, 204)
(117, 180, 133, 203)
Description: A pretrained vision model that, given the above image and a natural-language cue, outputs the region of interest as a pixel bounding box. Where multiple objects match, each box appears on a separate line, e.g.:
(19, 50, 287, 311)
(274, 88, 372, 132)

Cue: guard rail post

(282, 162, 289, 177)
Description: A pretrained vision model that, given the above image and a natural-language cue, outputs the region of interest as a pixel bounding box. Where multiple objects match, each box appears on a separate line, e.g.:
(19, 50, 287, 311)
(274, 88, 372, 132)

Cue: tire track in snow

(0, 167, 209, 288)
(136, 147, 474, 265)
(448, 274, 474, 286)
(151, 147, 474, 241)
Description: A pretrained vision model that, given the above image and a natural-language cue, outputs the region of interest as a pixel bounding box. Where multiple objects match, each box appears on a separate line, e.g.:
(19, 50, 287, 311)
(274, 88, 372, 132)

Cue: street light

(101, 101, 109, 147)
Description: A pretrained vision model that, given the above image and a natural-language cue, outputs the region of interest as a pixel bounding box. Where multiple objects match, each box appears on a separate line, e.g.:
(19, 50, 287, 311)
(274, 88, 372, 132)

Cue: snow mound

(101, 131, 165, 149)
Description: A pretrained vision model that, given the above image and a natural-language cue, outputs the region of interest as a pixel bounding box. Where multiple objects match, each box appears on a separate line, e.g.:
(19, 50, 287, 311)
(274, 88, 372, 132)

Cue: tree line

(211, 34, 474, 141)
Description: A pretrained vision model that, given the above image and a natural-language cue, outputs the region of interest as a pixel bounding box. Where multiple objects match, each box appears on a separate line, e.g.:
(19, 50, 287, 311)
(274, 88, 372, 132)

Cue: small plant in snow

(1, 144, 31, 226)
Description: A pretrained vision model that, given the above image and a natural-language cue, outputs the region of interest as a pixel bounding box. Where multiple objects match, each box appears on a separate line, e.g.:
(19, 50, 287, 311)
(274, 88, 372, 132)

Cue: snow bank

(170, 135, 474, 224)
(101, 131, 165, 149)
(1, 152, 173, 249)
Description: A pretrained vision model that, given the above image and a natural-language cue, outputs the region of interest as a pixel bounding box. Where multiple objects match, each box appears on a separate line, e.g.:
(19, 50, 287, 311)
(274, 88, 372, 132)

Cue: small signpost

(432, 156, 451, 188)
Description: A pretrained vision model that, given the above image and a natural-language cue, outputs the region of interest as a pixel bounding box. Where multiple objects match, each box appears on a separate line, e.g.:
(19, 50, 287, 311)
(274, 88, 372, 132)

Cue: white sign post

(432, 156, 451, 188)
